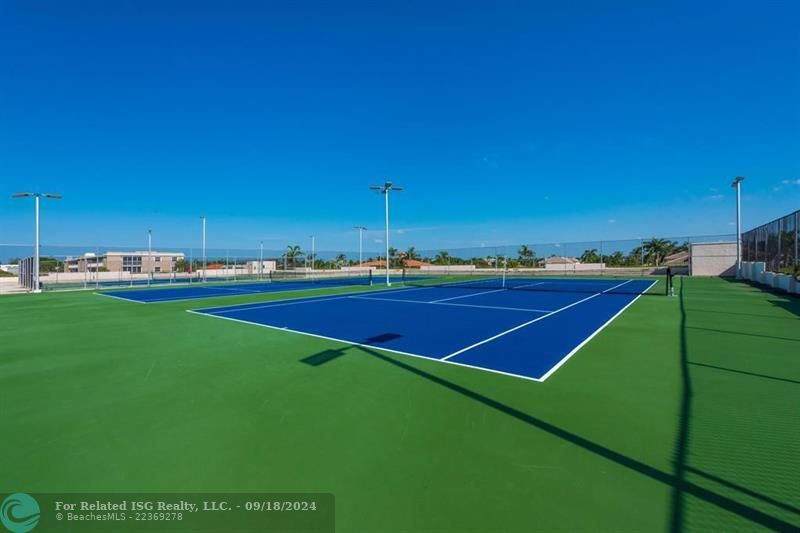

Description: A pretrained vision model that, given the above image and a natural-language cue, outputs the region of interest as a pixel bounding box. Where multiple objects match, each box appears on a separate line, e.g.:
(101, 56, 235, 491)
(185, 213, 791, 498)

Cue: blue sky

(1, 1, 798, 255)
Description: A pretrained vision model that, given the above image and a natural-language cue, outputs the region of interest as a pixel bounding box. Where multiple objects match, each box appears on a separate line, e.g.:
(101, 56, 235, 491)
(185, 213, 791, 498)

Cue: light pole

(369, 180, 403, 286)
(147, 229, 152, 286)
(259, 240, 264, 279)
(732, 176, 745, 278)
(201, 216, 207, 282)
(353, 226, 367, 267)
(12, 192, 62, 293)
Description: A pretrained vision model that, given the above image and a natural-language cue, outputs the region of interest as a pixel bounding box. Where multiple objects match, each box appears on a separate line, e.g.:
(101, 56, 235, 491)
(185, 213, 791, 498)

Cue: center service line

(441, 279, 635, 360)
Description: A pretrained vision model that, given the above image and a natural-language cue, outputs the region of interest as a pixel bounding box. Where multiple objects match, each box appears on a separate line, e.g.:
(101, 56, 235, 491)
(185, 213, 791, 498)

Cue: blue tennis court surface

(191, 278, 658, 381)
(97, 278, 375, 303)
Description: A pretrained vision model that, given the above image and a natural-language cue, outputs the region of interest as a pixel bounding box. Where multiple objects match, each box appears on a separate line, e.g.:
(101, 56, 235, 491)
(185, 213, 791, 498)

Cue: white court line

(207, 293, 361, 313)
(141, 284, 339, 303)
(350, 295, 553, 314)
(189, 277, 655, 383)
(186, 309, 545, 383)
(115, 282, 386, 304)
(187, 309, 430, 359)
(430, 288, 507, 303)
(441, 279, 636, 361)
(94, 291, 148, 304)
(512, 281, 546, 289)
(202, 286, 263, 294)
(537, 280, 658, 381)
(201, 286, 436, 314)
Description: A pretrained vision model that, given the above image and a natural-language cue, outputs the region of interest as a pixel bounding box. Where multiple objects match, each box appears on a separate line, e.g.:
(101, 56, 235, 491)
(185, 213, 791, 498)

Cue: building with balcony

(65, 251, 185, 274)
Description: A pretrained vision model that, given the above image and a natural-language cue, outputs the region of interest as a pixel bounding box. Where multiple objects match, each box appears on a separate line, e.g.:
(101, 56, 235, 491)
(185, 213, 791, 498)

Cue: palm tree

(642, 238, 673, 266)
(434, 251, 451, 265)
(335, 254, 347, 267)
(405, 246, 419, 260)
(607, 251, 625, 266)
(387, 247, 399, 268)
(629, 245, 645, 266)
(284, 245, 304, 268)
(580, 249, 601, 263)
(517, 245, 535, 266)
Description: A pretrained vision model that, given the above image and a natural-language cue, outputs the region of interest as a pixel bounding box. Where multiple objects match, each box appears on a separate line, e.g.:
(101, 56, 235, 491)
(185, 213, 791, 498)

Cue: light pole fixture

(731, 176, 745, 278)
(12, 192, 62, 292)
(369, 180, 403, 286)
(353, 226, 367, 267)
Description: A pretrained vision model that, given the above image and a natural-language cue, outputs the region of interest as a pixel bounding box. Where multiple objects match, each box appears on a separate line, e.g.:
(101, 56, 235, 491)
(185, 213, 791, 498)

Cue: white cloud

(708, 194, 724, 200)
(773, 178, 800, 192)
(374, 239, 383, 244)
(607, 219, 616, 224)
(480, 156, 498, 169)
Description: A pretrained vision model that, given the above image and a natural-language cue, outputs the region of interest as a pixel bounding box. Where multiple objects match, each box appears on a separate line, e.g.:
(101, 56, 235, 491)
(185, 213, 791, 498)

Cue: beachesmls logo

(0, 493, 39, 533)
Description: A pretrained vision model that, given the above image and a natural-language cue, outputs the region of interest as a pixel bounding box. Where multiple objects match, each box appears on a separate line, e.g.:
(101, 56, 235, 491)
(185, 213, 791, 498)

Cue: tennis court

(191, 277, 658, 381)
(96, 272, 376, 303)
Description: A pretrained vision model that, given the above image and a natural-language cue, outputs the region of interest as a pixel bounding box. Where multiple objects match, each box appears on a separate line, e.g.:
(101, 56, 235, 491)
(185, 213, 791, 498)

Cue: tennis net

(402, 270, 662, 296)
(270, 270, 373, 286)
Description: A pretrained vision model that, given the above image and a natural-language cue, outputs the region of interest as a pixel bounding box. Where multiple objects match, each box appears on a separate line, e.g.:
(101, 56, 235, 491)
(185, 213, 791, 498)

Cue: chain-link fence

(408, 234, 734, 273)
(0, 234, 736, 294)
(0, 243, 373, 293)
(742, 210, 799, 277)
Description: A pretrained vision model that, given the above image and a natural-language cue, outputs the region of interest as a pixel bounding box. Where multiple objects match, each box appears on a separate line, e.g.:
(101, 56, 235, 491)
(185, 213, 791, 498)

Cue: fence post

(795, 212, 799, 272)
(600, 241, 604, 276)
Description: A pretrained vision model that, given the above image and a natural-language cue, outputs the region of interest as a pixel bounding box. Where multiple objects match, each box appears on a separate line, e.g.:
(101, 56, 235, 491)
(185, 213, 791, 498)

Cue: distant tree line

(223, 239, 693, 271)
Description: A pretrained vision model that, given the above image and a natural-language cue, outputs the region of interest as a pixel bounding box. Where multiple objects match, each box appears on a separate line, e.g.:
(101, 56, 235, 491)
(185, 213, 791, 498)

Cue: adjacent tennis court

(96, 272, 375, 303)
(191, 277, 657, 381)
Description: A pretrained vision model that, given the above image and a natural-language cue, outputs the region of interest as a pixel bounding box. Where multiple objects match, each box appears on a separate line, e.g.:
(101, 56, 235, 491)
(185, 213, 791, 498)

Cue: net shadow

(298, 324, 797, 531)
(671, 277, 800, 531)
(688, 361, 800, 386)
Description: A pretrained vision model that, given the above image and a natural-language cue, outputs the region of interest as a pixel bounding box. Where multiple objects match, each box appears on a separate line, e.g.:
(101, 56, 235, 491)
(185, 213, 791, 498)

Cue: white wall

(246, 260, 276, 274)
(690, 242, 737, 277)
(420, 265, 477, 272)
(544, 262, 606, 271)
(741, 261, 800, 295)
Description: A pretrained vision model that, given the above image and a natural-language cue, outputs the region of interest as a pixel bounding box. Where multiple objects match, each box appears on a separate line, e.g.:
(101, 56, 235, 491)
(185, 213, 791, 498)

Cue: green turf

(1, 278, 798, 532)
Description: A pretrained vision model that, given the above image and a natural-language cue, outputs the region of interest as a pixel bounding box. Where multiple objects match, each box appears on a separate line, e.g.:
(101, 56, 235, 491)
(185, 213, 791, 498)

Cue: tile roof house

(403, 259, 433, 268)
(663, 251, 689, 266)
(544, 256, 579, 265)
